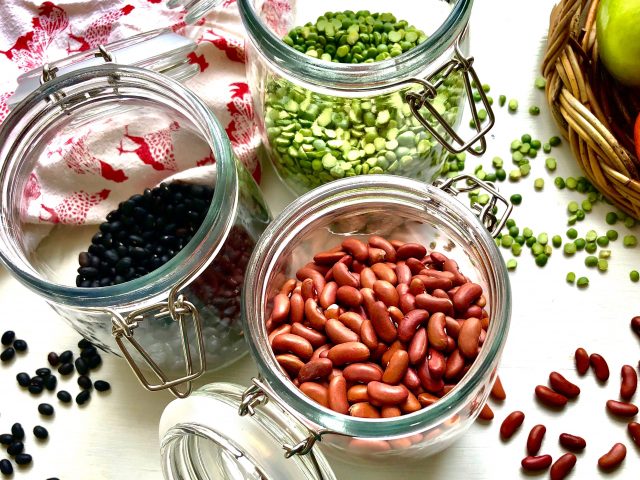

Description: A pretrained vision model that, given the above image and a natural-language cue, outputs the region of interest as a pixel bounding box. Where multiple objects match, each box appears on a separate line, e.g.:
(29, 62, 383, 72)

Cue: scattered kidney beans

(620, 365, 637, 400)
(631, 316, 640, 337)
(535, 385, 568, 408)
(574, 347, 589, 375)
(598, 442, 626, 470)
(548, 372, 580, 398)
(550, 453, 577, 480)
(526, 424, 546, 455)
(490, 375, 506, 401)
(628, 422, 640, 447)
(605, 399, 638, 417)
(589, 353, 609, 381)
(478, 403, 494, 420)
(500, 411, 525, 440)
(266, 236, 490, 418)
(521, 454, 552, 471)
(559, 433, 586, 451)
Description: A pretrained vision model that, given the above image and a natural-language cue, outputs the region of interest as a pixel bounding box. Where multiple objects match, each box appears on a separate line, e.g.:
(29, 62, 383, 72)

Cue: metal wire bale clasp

(111, 294, 206, 398)
(434, 174, 513, 238)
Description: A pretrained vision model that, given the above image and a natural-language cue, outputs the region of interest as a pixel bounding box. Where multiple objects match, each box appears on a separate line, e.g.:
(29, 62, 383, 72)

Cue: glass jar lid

(159, 381, 337, 480)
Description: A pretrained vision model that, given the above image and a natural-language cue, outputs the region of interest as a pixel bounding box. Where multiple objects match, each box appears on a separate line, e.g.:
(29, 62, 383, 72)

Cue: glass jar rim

(0, 64, 238, 309)
(237, 0, 473, 89)
(242, 175, 511, 438)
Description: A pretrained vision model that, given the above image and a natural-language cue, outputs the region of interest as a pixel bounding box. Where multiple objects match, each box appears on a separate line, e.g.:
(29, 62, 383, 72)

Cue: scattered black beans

(77, 375, 92, 390)
(14, 453, 31, 465)
(74, 358, 88, 375)
(59, 350, 73, 364)
(0, 459, 12, 475)
(35, 367, 51, 377)
(7, 442, 23, 456)
(1, 331, 14, 346)
(38, 403, 54, 416)
(77, 183, 213, 287)
(56, 390, 72, 403)
(0, 435, 12, 446)
(28, 384, 43, 395)
(47, 351, 60, 367)
(0, 347, 15, 362)
(16, 372, 30, 387)
(44, 375, 57, 391)
(87, 354, 102, 370)
(33, 426, 48, 440)
(10, 424, 24, 441)
(94, 380, 111, 392)
(76, 390, 90, 405)
(57, 363, 73, 376)
(12, 340, 27, 352)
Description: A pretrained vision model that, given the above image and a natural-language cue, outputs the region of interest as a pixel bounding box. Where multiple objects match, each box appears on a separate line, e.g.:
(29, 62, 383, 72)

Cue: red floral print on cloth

(0, 91, 13, 124)
(225, 82, 257, 168)
(66, 4, 135, 53)
(0, 2, 69, 71)
(117, 122, 180, 171)
(199, 28, 245, 63)
(40, 189, 110, 224)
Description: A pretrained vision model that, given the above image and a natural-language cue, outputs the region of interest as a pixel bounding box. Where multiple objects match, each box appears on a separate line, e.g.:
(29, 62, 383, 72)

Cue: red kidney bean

(300, 278, 315, 301)
(443, 258, 466, 285)
(381, 406, 402, 418)
(598, 443, 626, 470)
(549, 372, 581, 398)
(427, 312, 449, 351)
(373, 280, 399, 307)
(621, 365, 638, 400)
(550, 453, 576, 480)
(289, 293, 304, 323)
(396, 243, 426, 260)
(388, 308, 404, 330)
(428, 348, 446, 380)
(303, 262, 331, 276)
(606, 399, 638, 417)
(396, 283, 409, 298)
(369, 301, 397, 343)
(478, 403, 494, 420)
(298, 358, 333, 382)
(500, 411, 525, 440)
(371, 263, 397, 284)
(336, 285, 362, 307)
(574, 347, 589, 375)
(428, 251, 447, 266)
(405, 258, 425, 274)
(290, 324, 326, 349)
(347, 385, 368, 403)
(521, 455, 552, 471)
(403, 367, 421, 392)
(343, 363, 383, 384)
(349, 402, 381, 418)
(341, 238, 368, 262)
(272, 333, 313, 361)
(299, 382, 329, 408)
(324, 304, 341, 320)
(415, 293, 454, 316)
(409, 278, 425, 296)
(444, 316, 461, 339)
(276, 354, 305, 376)
(338, 312, 364, 334)
(318, 281, 337, 309)
(400, 391, 422, 414)
(311, 344, 331, 361)
(359, 267, 377, 289)
(408, 327, 428, 365)
(279, 278, 297, 296)
(559, 433, 586, 451)
(418, 392, 439, 407)
(271, 293, 291, 324)
(268, 323, 291, 343)
(417, 357, 444, 393)
(368, 381, 409, 406)
(628, 422, 640, 448)
(368, 247, 387, 264)
(535, 385, 568, 408)
(398, 309, 429, 343)
(381, 340, 404, 367)
(444, 349, 465, 381)
(327, 342, 370, 366)
(458, 317, 482, 359)
(325, 319, 359, 344)
(452, 282, 483, 313)
(490, 376, 506, 401)
(399, 293, 416, 314)
(368, 236, 396, 262)
(332, 262, 359, 288)
(420, 268, 456, 281)
(296, 267, 325, 294)
(328, 375, 349, 414)
(382, 350, 409, 385)
(313, 250, 348, 265)
(358, 320, 377, 350)
(304, 298, 327, 330)
(526, 424, 546, 456)
(631, 316, 640, 337)
(395, 262, 412, 285)
(590, 353, 610, 381)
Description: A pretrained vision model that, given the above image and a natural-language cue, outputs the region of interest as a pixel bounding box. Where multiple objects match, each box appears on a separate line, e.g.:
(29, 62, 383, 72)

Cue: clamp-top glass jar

(237, 0, 493, 194)
(0, 30, 271, 397)
(159, 174, 512, 478)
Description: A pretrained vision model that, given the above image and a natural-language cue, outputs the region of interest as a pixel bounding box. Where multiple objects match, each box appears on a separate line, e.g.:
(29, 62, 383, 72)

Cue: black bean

(33, 426, 48, 440)
(7, 442, 23, 455)
(38, 403, 54, 416)
(56, 390, 72, 403)
(77, 375, 92, 390)
(78, 338, 93, 349)
(36, 367, 51, 377)
(10, 424, 23, 441)
(0, 347, 15, 362)
(12, 340, 27, 352)
(76, 390, 91, 405)
(57, 362, 73, 376)
(44, 375, 57, 391)
(94, 380, 111, 392)
(80, 346, 97, 359)
(87, 354, 102, 370)
(28, 384, 43, 395)
(14, 454, 31, 466)
(1, 331, 15, 346)
(0, 459, 12, 475)
(74, 358, 88, 375)
(47, 351, 60, 367)
(59, 350, 73, 364)
(30, 376, 44, 388)
(46, 478, 60, 480)
(16, 372, 30, 387)
(103, 249, 119, 264)
(78, 251, 91, 267)
(0, 435, 13, 446)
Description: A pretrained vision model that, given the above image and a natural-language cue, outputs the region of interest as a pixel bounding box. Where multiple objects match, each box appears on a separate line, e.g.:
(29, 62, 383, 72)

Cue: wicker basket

(542, 0, 640, 218)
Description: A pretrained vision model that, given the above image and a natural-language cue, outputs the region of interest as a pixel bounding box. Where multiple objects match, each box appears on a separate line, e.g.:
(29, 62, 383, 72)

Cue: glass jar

(236, 0, 493, 195)
(160, 174, 511, 477)
(0, 34, 271, 397)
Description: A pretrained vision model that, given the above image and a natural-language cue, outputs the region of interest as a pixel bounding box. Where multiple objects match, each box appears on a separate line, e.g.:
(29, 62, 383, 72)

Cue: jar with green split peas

(159, 175, 512, 477)
(0, 31, 271, 397)
(236, 0, 493, 195)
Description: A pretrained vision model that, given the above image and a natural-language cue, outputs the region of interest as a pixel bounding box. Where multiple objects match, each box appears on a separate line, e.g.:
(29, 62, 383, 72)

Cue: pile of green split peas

(461, 79, 639, 287)
(265, 10, 464, 193)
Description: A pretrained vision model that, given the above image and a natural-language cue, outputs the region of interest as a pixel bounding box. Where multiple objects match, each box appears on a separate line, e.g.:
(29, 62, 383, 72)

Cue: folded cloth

(0, 0, 265, 227)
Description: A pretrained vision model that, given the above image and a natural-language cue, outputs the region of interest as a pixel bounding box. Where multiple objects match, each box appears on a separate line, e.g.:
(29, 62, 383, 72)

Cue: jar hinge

(393, 37, 494, 156)
(434, 174, 512, 238)
(109, 292, 206, 398)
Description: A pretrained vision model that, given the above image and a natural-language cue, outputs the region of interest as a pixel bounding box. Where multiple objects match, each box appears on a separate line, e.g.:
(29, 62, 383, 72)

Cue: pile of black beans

(77, 182, 214, 287)
(1, 330, 27, 363)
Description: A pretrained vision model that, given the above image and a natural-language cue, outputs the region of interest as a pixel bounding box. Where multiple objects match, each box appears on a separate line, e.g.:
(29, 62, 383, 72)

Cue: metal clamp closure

(434, 174, 513, 238)
(110, 293, 206, 398)
(391, 38, 495, 156)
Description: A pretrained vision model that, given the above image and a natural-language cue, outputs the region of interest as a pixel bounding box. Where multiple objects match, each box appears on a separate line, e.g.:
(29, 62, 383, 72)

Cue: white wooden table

(1, 0, 639, 478)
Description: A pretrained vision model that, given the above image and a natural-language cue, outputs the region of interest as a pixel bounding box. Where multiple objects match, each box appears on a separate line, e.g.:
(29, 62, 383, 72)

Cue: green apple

(597, 0, 640, 87)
